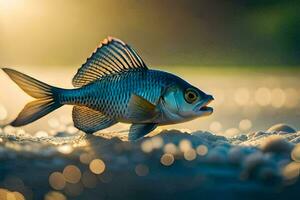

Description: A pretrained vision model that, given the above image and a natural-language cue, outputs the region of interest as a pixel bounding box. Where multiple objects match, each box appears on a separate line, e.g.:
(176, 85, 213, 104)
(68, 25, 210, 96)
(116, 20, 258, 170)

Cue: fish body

(60, 70, 197, 124)
(3, 37, 214, 140)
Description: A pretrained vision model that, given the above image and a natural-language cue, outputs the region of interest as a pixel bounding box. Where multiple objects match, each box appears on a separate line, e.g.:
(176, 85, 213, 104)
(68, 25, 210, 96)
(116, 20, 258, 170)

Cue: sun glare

(0, 0, 24, 12)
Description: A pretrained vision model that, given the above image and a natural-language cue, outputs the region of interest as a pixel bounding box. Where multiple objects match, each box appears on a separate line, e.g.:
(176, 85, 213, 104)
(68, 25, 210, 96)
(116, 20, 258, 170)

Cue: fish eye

(184, 88, 199, 104)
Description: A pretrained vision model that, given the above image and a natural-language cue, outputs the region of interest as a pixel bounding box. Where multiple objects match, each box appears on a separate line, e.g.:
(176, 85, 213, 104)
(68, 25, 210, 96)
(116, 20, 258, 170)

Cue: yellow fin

(127, 94, 157, 121)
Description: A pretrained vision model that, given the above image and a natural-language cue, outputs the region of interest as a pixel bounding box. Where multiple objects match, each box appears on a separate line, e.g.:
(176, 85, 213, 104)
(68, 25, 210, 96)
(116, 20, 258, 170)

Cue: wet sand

(0, 123, 300, 200)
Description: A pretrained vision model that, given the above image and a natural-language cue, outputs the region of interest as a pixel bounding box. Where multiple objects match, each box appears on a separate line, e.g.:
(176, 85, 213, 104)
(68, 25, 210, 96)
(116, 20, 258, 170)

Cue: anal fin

(129, 123, 157, 141)
(72, 106, 117, 134)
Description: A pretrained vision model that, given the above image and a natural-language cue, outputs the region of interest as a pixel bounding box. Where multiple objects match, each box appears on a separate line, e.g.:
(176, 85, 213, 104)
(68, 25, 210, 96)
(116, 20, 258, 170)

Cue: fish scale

(61, 70, 173, 121)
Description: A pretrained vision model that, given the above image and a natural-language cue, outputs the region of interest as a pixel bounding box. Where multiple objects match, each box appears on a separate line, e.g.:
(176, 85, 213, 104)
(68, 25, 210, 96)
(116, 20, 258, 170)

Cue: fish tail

(2, 68, 63, 126)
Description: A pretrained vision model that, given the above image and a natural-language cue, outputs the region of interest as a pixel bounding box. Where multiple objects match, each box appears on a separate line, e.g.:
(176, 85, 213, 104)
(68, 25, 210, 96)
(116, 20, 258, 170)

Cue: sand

(0, 123, 300, 200)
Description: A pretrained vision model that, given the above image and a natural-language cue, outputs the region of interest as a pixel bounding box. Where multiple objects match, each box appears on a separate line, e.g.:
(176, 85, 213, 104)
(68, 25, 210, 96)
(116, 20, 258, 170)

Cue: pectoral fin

(129, 123, 158, 141)
(127, 94, 157, 121)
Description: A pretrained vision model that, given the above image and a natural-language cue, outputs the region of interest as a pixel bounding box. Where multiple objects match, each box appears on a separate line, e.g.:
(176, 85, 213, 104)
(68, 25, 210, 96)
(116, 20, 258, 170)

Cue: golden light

(196, 145, 208, 156)
(141, 140, 153, 153)
(0, 189, 24, 200)
(6, 192, 15, 200)
(184, 149, 197, 161)
(291, 145, 300, 162)
(89, 159, 106, 174)
(151, 136, 164, 149)
(62, 165, 81, 184)
(79, 153, 94, 164)
(12, 192, 25, 200)
(57, 145, 73, 154)
(270, 88, 286, 108)
(282, 162, 300, 181)
(255, 87, 271, 106)
(0, 0, 24, 12)
(224, 128, 240, 136)
(34, 130, 48, 138)
(209, 121, 222, 133)
(239, 119, 252, 132)
(234, 88, 250, 106)
(284, 88, 299, 108)
(160, 153, 174, 166)
(44, 191, 66, 200)
(163, 143, 178, 154)
(48, 118, 60, 129)
(0, 104, 8, 120)
(179, 139, 192, 152)
(49, 172, 66, 190)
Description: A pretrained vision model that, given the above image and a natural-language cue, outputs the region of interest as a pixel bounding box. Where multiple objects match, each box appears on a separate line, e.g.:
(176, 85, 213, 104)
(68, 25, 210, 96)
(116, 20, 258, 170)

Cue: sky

(0, 0, 299, 67)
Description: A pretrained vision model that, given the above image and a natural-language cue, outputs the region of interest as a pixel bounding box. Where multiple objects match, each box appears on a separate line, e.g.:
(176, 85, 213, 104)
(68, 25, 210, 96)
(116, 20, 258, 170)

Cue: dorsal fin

(72, 37, 148, 87)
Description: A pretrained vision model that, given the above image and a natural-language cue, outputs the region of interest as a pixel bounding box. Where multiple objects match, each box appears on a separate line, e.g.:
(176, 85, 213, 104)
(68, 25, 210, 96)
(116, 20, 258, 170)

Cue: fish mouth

(196, 95, 214, 114)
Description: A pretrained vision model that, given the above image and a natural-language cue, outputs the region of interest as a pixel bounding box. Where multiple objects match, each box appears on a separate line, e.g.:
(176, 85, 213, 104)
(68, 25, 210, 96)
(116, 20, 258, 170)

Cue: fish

(2, 37, 214, 140)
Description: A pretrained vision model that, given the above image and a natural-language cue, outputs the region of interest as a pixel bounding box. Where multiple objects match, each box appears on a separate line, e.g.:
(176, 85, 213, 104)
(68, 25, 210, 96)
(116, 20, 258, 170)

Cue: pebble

(260, 135, 294, 154)
(267, 124, 297, 134)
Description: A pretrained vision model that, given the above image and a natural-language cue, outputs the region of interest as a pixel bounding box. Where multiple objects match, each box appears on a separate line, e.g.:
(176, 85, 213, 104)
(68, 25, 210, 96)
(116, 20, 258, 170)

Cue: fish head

(161, 83, 214, 121)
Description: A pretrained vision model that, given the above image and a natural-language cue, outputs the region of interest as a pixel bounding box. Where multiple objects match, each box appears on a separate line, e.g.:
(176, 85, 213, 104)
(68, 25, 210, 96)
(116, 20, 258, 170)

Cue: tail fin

(2, 68, 62, 126)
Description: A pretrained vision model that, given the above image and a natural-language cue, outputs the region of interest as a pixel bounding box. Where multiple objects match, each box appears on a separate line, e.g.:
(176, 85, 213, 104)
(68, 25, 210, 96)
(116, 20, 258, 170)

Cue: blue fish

(3, 37, 214, 140)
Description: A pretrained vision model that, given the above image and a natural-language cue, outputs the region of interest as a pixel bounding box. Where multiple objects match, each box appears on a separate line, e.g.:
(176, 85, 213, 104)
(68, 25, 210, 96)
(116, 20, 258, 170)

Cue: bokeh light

(49, 172, 66, 190)
(284, 88, 299, 108)
(57, 145, 73, 154)
(255, 87, 271, 106)
(160, 153, 174, 166)
(62, 165, 81, 184)
(79, 153, 94, 164)
(209, 121, 222, 133)
(179, 140, 192, 152)
(271, 88, 286, 108)
(141, 139, 153, 153)
(163, 143, 178, 155)
(12, 192, 25, 200)
(44, 191, 66, 200)
(239, 119, 252, 132)
(184, 149, 197, 161)
(89, 159, 106, 174)
(282, 162, 300, 181)
(0, 188, 25, 200)
(151, 136, 164, 149)
(234, 88, 250, 106)
(291, 145, 300, 162)
(196, 145, 208, 156)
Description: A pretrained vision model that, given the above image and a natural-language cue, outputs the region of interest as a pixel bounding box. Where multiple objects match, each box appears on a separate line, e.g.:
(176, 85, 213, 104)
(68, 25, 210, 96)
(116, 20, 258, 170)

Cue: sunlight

(0, 0, 24, 14)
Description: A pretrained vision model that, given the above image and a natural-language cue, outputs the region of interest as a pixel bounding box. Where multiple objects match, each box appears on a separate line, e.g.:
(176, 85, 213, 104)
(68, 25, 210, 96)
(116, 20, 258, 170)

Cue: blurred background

(0, 0, 300, 135)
